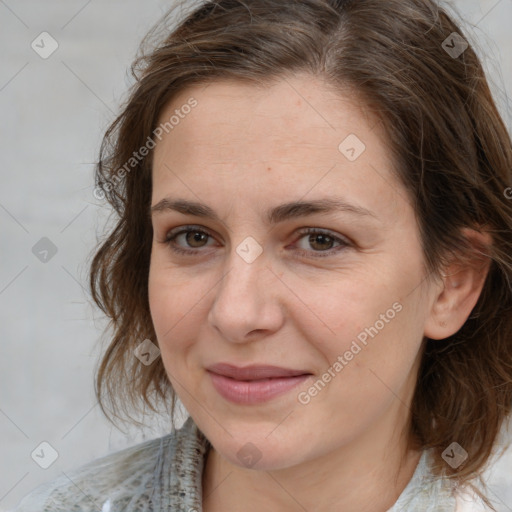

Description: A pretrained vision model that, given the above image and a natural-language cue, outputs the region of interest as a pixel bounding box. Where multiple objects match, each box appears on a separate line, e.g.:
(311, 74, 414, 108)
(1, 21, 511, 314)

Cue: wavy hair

(89, 0, 512, 505)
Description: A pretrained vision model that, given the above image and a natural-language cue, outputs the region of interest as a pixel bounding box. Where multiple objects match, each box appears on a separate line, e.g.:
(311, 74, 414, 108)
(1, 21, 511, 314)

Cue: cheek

(326, 299, 424, 407)
(148, 282, 192, 388)
(148, 262, 194, 351)
(148, 259, 216, 383)
(303, 269, 425, 390)
(290, 272, 396, 356)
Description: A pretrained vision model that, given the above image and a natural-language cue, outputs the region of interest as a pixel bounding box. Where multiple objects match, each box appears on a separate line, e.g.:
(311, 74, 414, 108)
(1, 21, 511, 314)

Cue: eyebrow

(150, 197, 378, 225)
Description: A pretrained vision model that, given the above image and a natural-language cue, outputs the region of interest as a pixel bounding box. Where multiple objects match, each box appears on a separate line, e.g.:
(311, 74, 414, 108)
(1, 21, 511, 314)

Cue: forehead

(151, 74, 406, 221)
(155, 75, 378, 161)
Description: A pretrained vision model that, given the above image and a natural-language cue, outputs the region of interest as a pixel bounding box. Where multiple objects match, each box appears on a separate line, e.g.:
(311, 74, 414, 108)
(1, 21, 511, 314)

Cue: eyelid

(294, 227, 351, 245)
(292, 227, 351, 257)
(164, 225, 216, 244)
(161, 225, 218, 257)
(162, 225, 352, 257)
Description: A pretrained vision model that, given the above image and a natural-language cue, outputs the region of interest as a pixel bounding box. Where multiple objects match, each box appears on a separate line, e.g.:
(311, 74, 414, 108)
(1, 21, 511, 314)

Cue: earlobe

(423, 228, 492, 341)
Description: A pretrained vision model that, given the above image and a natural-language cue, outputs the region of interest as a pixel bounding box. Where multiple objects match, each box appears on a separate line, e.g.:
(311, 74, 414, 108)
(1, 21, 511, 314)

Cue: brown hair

(89, 0, 512, 504)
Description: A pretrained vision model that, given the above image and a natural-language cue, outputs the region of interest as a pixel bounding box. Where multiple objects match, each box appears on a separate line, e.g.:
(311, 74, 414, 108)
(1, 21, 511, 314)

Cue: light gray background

(1, 0, 511, 510)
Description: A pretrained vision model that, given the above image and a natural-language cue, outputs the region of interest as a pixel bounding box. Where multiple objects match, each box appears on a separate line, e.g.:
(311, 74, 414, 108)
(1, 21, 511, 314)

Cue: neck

(202, 408, 422, 512)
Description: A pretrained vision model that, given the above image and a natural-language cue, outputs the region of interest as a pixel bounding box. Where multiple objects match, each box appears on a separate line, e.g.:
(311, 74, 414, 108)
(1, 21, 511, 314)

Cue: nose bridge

(208, 239, 283, 341)
(215, 239, 268, 312)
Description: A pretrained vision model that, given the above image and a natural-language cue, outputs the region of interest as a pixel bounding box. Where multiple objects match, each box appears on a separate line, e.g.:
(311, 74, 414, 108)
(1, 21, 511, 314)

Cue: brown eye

(294, 228, 351, 258)
(183, 230, 209, 248)
(307, 233, 335, 251)
(164, 226, 216, 255)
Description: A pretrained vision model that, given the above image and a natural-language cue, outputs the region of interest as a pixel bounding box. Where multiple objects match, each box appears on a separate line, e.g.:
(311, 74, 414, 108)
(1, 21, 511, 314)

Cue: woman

(13, 0, 512, 510)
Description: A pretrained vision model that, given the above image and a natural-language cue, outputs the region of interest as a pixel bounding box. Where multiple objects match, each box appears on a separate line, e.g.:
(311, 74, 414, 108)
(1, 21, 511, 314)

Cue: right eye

(163, 226, 218, 256)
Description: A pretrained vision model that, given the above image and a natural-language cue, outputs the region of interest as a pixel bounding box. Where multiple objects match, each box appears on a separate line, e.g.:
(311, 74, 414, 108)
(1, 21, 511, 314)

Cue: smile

(207, 371, 311, 404)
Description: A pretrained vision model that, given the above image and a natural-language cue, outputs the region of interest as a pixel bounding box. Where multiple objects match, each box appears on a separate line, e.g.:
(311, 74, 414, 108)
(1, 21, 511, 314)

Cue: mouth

(207, 363, 312, 380)
(206, 363, 313, 404)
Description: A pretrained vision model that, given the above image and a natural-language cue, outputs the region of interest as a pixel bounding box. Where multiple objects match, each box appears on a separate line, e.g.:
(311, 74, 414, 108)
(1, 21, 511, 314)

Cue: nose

(207, 247, 285, 344)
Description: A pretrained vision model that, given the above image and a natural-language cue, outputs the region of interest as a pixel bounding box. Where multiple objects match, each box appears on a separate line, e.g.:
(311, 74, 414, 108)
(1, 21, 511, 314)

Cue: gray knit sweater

(11, 416, 490, 511)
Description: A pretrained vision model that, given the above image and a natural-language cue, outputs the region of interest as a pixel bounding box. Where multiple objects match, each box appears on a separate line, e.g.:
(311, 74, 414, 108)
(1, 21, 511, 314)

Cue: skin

(148, 73, 491, 512)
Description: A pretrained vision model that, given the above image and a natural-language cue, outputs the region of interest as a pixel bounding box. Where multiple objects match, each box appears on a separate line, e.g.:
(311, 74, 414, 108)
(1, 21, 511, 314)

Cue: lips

(206, 363, 313, 405)
(207, 363, 311, 381)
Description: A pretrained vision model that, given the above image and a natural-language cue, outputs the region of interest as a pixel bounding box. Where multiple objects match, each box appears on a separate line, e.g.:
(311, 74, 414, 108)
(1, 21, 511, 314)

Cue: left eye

(294, 228, 350, 256)
(163, 226, 350, 258)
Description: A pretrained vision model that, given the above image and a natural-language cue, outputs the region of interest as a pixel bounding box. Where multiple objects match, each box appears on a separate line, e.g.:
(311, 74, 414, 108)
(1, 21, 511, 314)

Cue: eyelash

(162, 225, 351, 258)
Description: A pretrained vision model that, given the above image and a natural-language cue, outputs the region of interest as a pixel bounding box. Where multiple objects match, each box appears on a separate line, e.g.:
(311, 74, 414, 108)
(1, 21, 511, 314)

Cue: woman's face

(148, 74, 438, 470)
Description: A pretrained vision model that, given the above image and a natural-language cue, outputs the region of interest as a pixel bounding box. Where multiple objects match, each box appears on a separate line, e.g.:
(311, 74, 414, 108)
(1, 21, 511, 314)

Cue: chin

(206, 426, 313, 472)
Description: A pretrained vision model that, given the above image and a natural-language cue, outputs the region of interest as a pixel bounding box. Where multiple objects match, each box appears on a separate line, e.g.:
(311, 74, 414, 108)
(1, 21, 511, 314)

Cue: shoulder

(387, 449, 497, 512)
(10, 417, 208, 512)
(454, 486, 494, 512)
(11, 435, 172, 512)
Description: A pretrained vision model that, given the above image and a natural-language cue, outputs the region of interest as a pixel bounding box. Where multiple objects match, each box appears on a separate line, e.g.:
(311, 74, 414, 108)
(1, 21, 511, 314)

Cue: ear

(424, 228, 492, 340)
